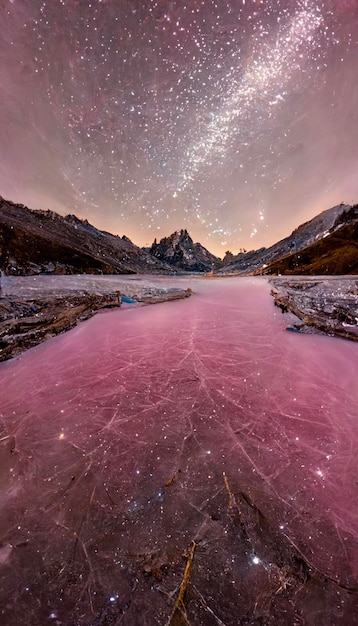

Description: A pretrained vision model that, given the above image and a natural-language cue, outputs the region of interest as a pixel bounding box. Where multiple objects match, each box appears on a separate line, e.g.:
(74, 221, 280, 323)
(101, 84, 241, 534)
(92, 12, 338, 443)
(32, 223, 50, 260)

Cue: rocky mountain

(257, 204, 358, 275)
(219, 202, 352, 274)
(1, 195, 357, 277)
(149, 229, 220, 273)
(0, 196, 170, 275)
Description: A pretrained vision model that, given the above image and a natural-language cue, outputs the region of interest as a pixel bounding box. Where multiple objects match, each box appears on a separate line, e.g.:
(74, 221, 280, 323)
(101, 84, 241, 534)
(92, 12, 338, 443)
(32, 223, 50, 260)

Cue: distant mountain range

(0, 195, 357, 276)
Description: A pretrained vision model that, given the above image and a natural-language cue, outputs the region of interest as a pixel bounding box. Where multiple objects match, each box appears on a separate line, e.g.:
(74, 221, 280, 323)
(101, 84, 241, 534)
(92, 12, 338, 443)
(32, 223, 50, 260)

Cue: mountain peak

(150, 229, 219, 272)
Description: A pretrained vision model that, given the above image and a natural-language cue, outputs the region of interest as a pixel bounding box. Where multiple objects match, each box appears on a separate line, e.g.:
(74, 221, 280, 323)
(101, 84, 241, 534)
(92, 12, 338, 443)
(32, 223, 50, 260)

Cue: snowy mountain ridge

(0, 195, 357, 276)
(219, 202, 352, 274)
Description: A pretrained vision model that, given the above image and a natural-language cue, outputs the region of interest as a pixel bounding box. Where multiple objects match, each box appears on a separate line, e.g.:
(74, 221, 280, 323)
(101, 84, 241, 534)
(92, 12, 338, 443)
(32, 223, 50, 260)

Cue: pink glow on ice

(0, 277, 358, 624)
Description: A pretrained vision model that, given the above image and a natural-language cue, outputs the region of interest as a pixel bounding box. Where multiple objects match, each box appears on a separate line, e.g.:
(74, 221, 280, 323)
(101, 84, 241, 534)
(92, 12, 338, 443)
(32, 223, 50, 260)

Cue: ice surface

(0, 277, 358, 625)
(1, 274, 188, 300)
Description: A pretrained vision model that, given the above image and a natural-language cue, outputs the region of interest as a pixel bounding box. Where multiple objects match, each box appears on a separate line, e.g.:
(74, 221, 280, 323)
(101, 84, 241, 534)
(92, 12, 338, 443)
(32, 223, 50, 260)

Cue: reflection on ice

(0, 277, 358, 624)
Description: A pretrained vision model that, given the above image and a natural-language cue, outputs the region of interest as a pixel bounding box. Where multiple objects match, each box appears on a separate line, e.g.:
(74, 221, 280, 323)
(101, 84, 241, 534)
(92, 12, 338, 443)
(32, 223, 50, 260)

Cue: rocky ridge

(259, 205, 358, 275)
(219, 202, 353, 274)
(1, 195, 357, 277)
(149, 229, 220, 273)
(0, 196, 170, 275)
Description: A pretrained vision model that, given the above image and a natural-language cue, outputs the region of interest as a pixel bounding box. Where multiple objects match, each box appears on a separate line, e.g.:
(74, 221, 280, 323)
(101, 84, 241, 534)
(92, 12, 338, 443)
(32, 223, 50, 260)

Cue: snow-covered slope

(219, 203, 351, 274)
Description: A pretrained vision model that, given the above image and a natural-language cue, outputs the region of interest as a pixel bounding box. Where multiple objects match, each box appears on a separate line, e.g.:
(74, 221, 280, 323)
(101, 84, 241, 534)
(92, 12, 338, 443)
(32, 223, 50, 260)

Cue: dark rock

(269, 277, 358, 342)
(219, 202, 353, 275)
(0, 292, 123, 361)
(149, 229, 219, 273)
(261, 220, 358, 276)
(0, 196, 171, 276)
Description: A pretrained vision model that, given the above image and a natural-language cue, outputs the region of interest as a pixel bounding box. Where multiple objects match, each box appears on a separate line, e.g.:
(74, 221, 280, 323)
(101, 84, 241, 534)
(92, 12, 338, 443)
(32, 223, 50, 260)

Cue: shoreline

(0, 285, 193, 362)
(1, 274, 357, 363)
(269, 276, 358, 342)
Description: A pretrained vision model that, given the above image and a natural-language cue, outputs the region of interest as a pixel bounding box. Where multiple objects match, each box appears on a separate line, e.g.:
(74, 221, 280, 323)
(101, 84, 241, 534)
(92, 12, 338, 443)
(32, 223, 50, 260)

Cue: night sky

(1, 0, 358, 256)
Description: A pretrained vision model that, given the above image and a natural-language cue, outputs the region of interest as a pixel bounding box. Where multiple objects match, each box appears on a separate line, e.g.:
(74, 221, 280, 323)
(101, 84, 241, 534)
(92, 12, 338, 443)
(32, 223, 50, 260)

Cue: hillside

(0, 197, 170, 275)
(219, 202, 352, 274)
(258, 219, 358, 275)
(1, 195, 357, 277)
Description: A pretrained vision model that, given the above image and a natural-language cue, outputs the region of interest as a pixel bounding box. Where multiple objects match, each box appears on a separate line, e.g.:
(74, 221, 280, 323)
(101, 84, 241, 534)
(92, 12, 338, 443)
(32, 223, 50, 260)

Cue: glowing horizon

(1, 0, 358, 256)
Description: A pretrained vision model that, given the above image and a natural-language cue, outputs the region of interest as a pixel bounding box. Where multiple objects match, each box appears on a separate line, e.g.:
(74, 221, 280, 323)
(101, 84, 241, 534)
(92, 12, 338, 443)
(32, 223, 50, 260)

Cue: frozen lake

(0, 276, 358, 624)
(0, 273, 195, 299)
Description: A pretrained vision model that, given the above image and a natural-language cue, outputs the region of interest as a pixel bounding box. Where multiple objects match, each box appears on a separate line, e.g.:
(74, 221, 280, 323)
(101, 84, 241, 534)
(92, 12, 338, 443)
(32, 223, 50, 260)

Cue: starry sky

(1, 0, 358, 256)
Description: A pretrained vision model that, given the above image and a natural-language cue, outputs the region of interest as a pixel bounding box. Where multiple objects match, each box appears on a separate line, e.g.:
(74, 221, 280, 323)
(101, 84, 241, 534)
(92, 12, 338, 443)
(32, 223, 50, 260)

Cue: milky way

(1, 0, 358, 255)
